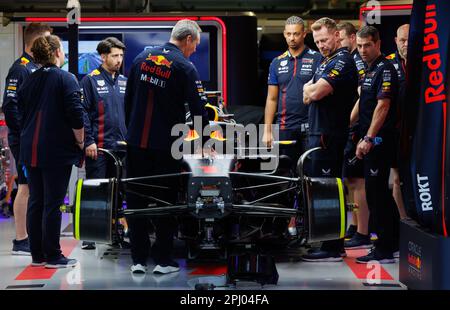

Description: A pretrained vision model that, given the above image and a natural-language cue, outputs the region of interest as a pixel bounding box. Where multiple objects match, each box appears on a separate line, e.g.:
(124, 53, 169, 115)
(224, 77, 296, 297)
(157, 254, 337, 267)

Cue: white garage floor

(0, 213, 405, 290)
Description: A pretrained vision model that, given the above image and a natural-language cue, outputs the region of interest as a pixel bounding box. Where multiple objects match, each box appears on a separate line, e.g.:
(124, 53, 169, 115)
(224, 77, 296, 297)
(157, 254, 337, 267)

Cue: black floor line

(6, 284, 45, 289)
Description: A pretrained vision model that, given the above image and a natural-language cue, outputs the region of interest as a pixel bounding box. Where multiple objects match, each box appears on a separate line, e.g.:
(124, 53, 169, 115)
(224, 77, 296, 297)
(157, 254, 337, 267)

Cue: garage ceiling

(0, 0, 363, 14)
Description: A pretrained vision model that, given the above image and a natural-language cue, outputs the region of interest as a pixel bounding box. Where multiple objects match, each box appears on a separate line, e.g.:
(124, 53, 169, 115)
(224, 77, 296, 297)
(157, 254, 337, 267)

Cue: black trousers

(85, 149, 126, 179)
(308, 134, 347, 252)
(125, 146, 180, 265)
(279, 129, 308, 173)
(363, 135, 396, 254)
(27, 165, 72, 261)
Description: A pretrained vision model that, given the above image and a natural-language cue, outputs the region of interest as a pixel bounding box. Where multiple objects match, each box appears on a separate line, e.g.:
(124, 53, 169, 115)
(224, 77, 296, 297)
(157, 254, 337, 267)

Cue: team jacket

(125, 42, 208, 150)
(359, 55, 399, 136)
(80, 66, 127, 150)
(18, 65, 84, 168)
(268, 47, 322, 130)
(308, 47, 358, 137)
(2, 53, 39, 146)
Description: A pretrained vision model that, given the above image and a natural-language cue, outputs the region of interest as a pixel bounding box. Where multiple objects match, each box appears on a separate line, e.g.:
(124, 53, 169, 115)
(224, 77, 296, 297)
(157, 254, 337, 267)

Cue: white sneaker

(153, 264, 180, 274)
(393, 251, 400, 258)
(131, 263, 147, 274)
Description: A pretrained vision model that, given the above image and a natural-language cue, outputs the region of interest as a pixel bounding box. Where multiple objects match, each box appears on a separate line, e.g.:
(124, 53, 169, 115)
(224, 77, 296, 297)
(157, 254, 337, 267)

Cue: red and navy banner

(400, 0, 449, 236)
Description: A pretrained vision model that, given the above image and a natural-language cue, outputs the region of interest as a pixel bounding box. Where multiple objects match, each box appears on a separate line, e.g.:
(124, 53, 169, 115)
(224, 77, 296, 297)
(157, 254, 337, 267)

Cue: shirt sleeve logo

(20, 57, 30, 66)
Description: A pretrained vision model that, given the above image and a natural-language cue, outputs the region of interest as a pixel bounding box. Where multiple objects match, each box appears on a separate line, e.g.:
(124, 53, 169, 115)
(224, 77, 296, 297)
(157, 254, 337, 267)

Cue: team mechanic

(263, 15, 321, 168)
(337, 22, 371, 249)
(124, 19, 208, 274)
(80, 37, 127, 250)
(353, 26, 398, 264)
(2, 23, 52, 255)
(301, 17, 358, 262)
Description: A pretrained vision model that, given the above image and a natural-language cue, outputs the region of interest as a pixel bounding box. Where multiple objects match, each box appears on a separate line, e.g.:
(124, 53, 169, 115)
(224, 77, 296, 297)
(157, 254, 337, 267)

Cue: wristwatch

(363, 135, 383, 145)
(363, 135, 375, 144)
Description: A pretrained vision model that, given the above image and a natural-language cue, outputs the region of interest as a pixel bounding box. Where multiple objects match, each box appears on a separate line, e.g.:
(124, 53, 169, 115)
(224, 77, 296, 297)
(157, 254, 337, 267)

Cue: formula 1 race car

(65, 100, 347, 286)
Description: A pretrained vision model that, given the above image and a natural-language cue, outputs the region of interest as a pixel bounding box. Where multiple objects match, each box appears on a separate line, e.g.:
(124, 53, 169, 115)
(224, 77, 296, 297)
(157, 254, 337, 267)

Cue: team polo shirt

(308, 47, 358, 137)
(359, 55, 399, 136)
(268, 47, 322, 130)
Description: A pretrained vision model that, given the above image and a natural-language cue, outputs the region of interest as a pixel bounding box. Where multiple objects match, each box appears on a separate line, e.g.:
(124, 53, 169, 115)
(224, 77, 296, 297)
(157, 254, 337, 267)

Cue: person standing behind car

(352, 26, 399, 264)
(301, 17, 358, 262)
(125, 19, 208, 274)
(262, 16, 322, 168)
(18, 35, 84, 268)
(79, 37, 127, 250)
(2, 23, 52, 256)
(386, 24, 409, 221)
(337, 22, 371, 250)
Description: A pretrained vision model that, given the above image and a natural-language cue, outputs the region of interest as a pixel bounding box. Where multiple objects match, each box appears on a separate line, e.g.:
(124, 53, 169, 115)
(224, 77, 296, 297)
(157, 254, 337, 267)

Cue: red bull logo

(146, 54, 173, 68)
(20, 57, 30, 66)
(408, 253, 422, 270)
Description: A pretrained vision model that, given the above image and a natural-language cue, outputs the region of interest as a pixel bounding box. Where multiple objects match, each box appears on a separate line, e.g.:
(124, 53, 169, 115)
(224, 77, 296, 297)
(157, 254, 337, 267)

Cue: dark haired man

(353, 26, 399, 264)
(263, 16, 322, 167)
(337, 22, 371, 249)
(2, 22, 52, 256)
(79, 37, 127, 250)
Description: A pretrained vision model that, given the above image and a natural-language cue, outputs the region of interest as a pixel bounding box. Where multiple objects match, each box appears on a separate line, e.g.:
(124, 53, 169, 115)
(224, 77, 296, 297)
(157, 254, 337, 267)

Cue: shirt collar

(287, 46, 310, 60)
(333, 47, 348, 56)
(368, 54, 385, 71)
(163, 42, 182, 53)
(321, 47, 347, 65)
(395, 50, 406, 70)
(98, 65, 118, 85)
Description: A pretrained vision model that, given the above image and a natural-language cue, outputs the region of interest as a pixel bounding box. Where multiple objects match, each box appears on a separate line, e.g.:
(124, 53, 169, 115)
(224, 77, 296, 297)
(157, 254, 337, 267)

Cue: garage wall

(0, 16, 21, 108)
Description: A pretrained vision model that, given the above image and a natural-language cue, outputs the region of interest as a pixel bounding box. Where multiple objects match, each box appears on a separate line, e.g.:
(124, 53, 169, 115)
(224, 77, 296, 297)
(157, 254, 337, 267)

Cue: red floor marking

(189, 265, 227, 276)
(344, 249, 394, 281)
(15, 238, 79, 281)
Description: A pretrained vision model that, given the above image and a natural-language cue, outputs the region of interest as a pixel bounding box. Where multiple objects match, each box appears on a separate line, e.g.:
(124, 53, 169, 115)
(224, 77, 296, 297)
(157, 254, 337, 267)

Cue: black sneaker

(344, 232, 373, 249)
(45, 256, 78, 269)
(301, 249, 343, 262)
(81, 241, 96, 250)
(344, 225, 357, 240)
(356, 248, 395, 264)
(307, 247, 347, 258)
(12, 238, 31, 256)
(31, 257, 47, 267)
(153, 260, 180, 274)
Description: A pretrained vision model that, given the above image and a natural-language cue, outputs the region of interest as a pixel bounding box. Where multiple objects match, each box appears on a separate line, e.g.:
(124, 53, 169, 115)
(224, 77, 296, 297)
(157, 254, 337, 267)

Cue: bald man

(385, 24, 409, 258)
(386, 24, 409, 221)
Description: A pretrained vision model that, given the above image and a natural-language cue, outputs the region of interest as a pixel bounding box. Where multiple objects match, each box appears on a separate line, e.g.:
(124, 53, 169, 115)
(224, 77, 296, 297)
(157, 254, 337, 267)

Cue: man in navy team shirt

(263, 15, 322, 168)
(124, 19, 208, 275)
(337, 22, 372, 250)
(301, 17, 358, 262)
(79, 37, 127, 250)
(2, 23, 52, 256)
(352, 26, 399, 264)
